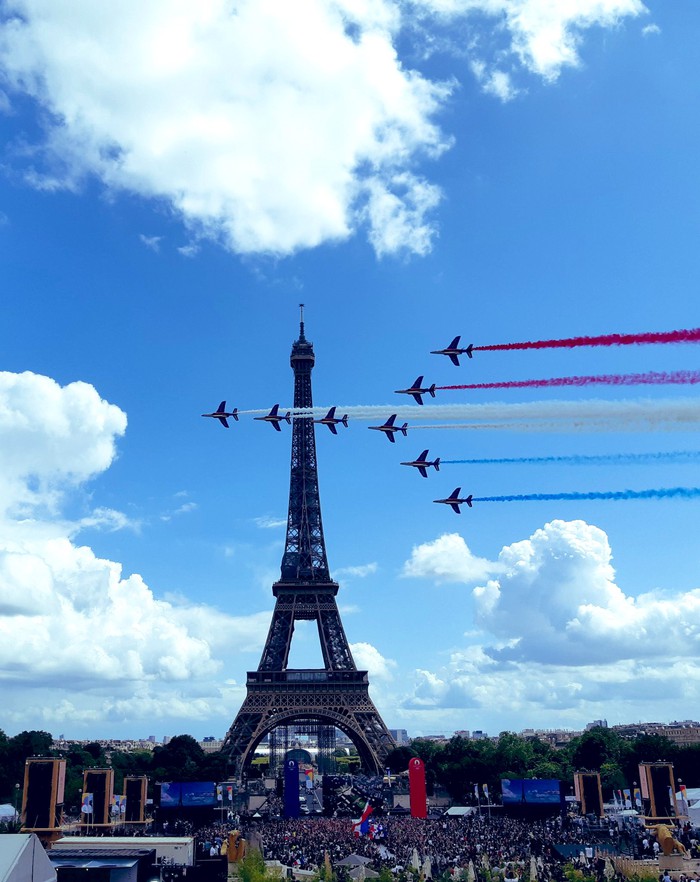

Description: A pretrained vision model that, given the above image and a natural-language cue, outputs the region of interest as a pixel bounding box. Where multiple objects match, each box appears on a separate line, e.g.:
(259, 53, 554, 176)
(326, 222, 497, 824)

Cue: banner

(283, 759, 299, 819)
(110, 795, 126, 816)
(408, 757, 427, 819)
(81, 792, 93, 815)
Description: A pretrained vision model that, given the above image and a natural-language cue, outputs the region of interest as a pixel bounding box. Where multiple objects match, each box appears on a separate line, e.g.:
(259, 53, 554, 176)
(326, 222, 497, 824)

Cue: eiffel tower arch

(222, 310, 395, 779)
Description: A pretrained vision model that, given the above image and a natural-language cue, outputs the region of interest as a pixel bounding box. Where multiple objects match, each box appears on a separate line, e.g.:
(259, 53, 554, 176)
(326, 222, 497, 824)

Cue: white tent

(0, 834, 56, 882)
(676, 789, 700, 824)
(444, 806, 476, 817)
(0, 806, 16, 820)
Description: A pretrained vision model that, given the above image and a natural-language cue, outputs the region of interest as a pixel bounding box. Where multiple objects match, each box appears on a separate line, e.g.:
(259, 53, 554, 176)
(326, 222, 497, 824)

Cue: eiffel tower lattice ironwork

(222, 309, 395, 778)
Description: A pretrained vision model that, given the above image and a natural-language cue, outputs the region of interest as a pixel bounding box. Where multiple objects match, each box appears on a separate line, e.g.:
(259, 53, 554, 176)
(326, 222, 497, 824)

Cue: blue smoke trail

(474, 487, 700, 503)
(443, 451, 700, 467)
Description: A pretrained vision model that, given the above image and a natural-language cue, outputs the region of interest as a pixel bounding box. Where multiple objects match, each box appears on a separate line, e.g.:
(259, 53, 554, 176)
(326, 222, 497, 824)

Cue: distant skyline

(2, 1, 700, 741)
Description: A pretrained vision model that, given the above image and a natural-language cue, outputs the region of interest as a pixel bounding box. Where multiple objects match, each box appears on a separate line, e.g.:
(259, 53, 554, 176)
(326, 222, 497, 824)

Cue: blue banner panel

(284, 759, 299, 819)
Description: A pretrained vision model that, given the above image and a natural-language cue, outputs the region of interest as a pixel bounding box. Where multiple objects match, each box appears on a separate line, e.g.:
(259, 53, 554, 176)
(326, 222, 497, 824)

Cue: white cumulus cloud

(0, 1, 645, 255)
(351, 641, 397, 681)
(401, 518, 700, 726)
(0, 369, 271, 731)
(0, 0, 450, 257)
(0, 371, 127, 515)
(403, 532, 497, 583)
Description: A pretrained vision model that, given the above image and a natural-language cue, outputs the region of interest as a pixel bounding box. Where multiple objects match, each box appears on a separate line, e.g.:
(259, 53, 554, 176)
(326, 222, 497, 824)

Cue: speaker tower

(21, 757, 66, 836)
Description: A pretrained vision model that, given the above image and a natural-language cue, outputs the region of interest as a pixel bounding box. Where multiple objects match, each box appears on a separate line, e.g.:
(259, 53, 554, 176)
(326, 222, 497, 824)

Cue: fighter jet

(394, 376, 436, 405)
(201, 400, 239, 428)
(313, 407, 349, 435)
(430, 335, 474, 366)
(401, 449, 440, 478)
(368, 414, 408, 443)
(254, 404, 291, 431)
(434, 487, 473, 513)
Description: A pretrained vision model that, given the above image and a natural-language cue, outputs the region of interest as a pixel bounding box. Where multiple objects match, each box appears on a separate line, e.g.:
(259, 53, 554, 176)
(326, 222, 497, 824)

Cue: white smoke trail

(411, 420, 700, 433)
(288, 397, 700, 426)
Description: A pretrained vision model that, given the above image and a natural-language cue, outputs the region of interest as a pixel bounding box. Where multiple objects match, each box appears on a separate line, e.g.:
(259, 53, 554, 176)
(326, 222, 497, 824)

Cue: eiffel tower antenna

(222, 311, 395, 779)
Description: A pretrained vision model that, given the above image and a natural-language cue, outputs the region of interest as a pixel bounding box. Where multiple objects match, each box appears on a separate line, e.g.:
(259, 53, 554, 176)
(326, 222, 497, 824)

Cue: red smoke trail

(474, 328, 700, 353)
(438, 370, 700, 391)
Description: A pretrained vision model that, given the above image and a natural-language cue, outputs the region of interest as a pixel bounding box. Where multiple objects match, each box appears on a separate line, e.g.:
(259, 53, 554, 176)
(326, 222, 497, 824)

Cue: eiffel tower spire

(279, 305, 330, 582)
(222, 312, 395, 778)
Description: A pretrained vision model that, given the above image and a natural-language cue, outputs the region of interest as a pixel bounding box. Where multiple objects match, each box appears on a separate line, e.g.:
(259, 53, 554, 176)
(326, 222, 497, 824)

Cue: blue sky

(1, 0, 700, 742)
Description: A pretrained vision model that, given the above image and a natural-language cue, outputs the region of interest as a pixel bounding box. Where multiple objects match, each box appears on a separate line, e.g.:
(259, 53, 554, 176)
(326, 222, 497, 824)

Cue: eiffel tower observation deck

(222, 309, 395, 779)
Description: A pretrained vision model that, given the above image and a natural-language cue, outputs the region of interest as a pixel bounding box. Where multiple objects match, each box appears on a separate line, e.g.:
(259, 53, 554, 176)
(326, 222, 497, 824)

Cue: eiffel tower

(222, 309, 395, 779)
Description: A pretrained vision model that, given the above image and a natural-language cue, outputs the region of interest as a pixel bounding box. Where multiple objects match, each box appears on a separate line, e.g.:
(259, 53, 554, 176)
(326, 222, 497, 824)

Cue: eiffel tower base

(223, 670, 394, 780)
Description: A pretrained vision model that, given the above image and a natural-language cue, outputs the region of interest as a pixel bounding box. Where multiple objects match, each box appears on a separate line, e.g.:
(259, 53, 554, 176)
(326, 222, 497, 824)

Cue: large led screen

(501, 779, 562, 805)
(523, 779, 562, 804)
(159, 782, 182, 807)
(500, 779, 524, 804)
(181, 781, 217, 807)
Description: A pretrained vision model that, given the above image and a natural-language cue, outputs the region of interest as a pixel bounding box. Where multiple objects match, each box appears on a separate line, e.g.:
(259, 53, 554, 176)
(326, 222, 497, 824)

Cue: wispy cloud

(78, 507, 141, 533)
(335, 562, 378, 580)
(253, 515, 287, 530)
(139, 233, 163, 252)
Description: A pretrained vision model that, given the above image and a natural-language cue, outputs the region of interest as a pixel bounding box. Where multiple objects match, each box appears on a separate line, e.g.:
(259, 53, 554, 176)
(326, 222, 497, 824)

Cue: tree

(435, 737, 493, 803)
(3, 731, 54, 801)
(151, 734, 206, 781)
(494, 733, 534, 779)
(385, 746, 417, 774)
(569, 727, 622, 771)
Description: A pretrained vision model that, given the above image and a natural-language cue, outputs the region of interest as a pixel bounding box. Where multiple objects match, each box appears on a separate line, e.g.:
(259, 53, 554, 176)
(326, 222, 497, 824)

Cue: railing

(247, 670, 368, 685)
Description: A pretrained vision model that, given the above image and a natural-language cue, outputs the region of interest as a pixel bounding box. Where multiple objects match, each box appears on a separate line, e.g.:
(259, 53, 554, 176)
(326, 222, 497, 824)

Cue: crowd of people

(185, 811, 700, 881)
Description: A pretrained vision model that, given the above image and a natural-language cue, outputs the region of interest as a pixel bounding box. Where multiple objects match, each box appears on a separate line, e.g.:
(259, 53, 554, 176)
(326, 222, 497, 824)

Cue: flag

(227, 785, 233, 802)
(482, 783, 489, 800)
(352, 802, 373, 837)
(81, 792, 93, 815)
(634, 787, 641, 807)
(474, 784, 479, 798)
(217, 785, 223, 802)
(623, 788, 631, 808)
